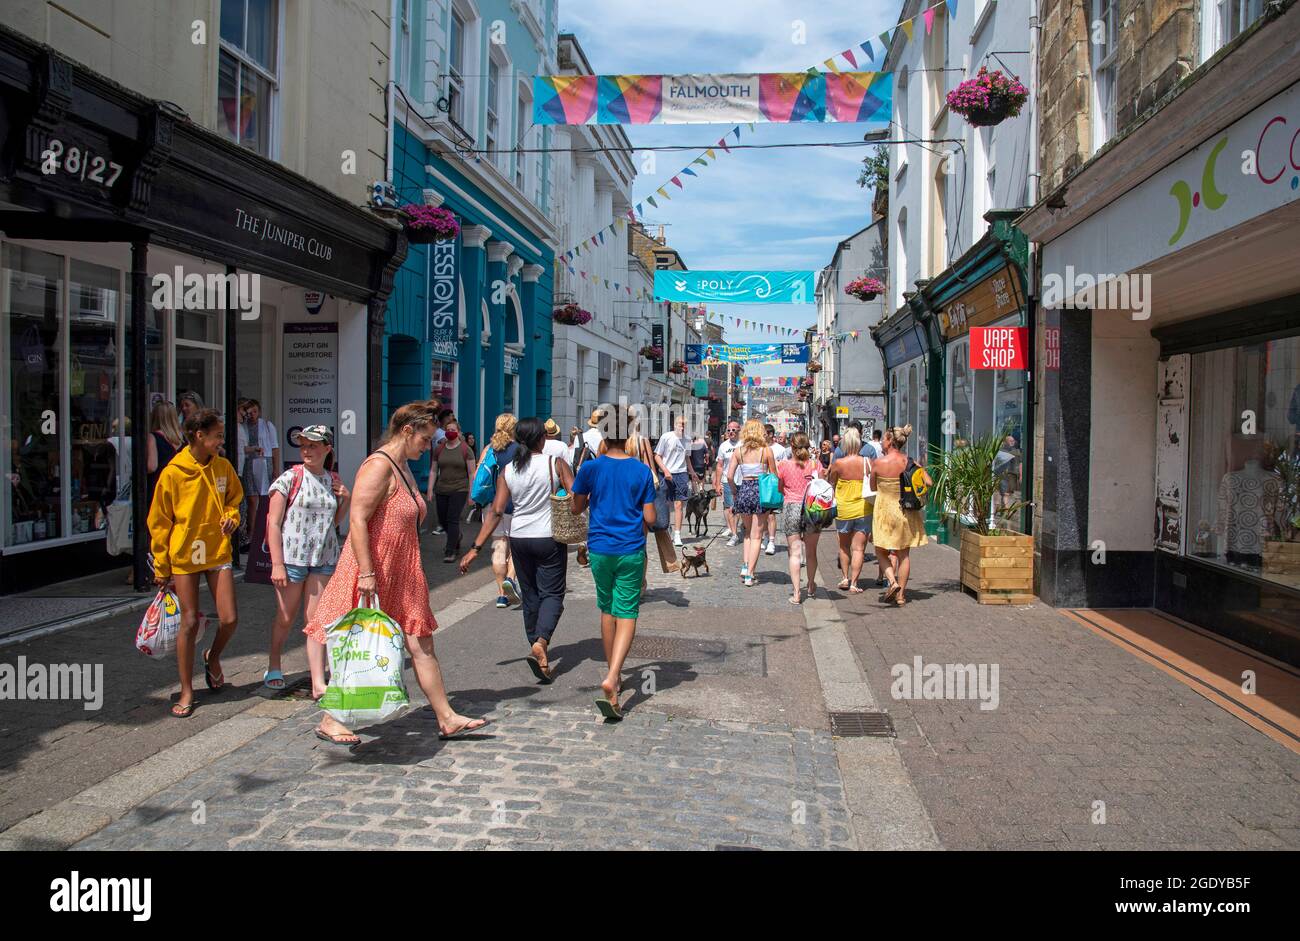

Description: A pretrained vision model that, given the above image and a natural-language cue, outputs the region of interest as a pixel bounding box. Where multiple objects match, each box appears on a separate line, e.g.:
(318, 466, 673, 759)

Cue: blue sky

(559, 0, 899, 377)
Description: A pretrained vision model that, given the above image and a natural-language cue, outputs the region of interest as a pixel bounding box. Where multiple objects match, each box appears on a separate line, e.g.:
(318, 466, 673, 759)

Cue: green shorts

(588, 550, 646, 620)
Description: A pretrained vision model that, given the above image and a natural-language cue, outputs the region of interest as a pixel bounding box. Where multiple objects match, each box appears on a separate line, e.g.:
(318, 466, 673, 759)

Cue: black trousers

(509, 535, 568, 645)
(436, 491, 470, 555)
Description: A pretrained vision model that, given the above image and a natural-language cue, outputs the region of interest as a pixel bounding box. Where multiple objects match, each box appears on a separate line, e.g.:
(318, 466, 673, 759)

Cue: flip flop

(263, 669, 286, 691)
(438, 717, 493, 740)
(315, 728, 360, 747)
(170, 702, 195, 719)
(881, 583, 901, 603)
(526, 656, 555, 684)
(203, 650, 225, 692)
(594, 697, 624, 721)
(837, 579, 851, 591)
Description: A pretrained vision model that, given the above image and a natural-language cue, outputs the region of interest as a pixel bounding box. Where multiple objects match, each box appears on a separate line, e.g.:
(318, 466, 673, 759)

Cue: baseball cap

(291, 424, 333, 446)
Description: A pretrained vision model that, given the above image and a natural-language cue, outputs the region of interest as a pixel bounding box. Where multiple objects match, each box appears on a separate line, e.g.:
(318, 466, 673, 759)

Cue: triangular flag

(901, 19, 914, 41)
(823, 58, 842, 73)
(598, 232, 605, 244)
(604, 279, 609, 288)
(671, 176, 683, 187)
(859, 40, 875, 64)
(843, 49, 858, 68)
(656, 186, 670, 199)
(879, 28, 893, 49)
(692, 157, 708, 167)
(947, 0, 958, 16)
(681, 167, 698, 177)
(732, 127, 742, 141)
(646, 195, 658, 207)
(635, 202, 643, 215)
(705, 148, 716, 159)
(717, 138, 730, 153)
(923, 7, 936, 33)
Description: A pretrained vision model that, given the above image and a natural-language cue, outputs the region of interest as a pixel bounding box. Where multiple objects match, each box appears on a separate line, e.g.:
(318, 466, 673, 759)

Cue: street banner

(687, 343, 808, 365)
(655, 270, 815, 304)
(428, 233, 460, 359)
(970, 326, 1028, 370)
(282, 322, 338, 462)
(535, 72, 892, 126)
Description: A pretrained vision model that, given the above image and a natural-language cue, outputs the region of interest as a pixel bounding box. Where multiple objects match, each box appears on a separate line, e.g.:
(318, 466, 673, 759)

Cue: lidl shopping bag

(135, 589, 180, 658)
(319, 601, 409, 726)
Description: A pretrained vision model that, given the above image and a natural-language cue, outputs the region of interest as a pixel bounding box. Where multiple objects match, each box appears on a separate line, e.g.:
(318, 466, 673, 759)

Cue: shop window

(1186, 337, 1300, 589)
(448, 10, 468, 129)
(3, 245, 64, 548)
(431, 360, 456, 415)
(948, 339, 973, 449)
(219, 0, 279, 156)
(486, 57, 501, 163)
(174, 306, 224, 415)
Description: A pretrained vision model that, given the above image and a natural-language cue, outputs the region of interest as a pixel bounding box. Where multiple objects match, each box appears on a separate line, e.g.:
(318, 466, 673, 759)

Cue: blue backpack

(470, 446, 499, 507)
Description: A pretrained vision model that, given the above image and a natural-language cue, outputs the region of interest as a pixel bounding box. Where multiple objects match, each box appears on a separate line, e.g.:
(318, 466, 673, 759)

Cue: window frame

(217, 0, 282, 159)
(1090, 0, 1119, 153)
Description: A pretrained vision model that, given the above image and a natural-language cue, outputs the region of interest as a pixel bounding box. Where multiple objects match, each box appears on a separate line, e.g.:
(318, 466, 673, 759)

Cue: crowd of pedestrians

(141, 391, 933, 737)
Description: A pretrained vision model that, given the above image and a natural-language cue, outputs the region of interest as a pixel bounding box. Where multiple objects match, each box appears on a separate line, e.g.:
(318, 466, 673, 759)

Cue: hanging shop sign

(651, 323, 666, 374)
(969, 326, 1029, 370)
(939, 264, 1022, 340)
(282, 323, 339, 462)
(882, 328, 924, 369)
(534, 72, 892, 126)
(655, 270, 815, 304)
(687, 343, 809, 365)
(428, 232, 461, 359)
(304, 290, 325, 315)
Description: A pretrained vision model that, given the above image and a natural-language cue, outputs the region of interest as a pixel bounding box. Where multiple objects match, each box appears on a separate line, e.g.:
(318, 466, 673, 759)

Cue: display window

(1187, 335, 1300, 589)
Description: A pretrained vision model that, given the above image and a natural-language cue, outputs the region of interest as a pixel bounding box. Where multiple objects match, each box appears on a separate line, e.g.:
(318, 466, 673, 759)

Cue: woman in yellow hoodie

(148, 408, 243, 717)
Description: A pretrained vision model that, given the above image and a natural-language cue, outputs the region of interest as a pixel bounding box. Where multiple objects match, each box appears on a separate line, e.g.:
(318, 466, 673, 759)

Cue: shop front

(1021, 39, 1300, 662)
(0, 30, 404, 592)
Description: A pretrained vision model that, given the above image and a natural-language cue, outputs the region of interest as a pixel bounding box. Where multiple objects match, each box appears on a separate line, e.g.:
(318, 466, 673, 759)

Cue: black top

(147, 431, 179, 510)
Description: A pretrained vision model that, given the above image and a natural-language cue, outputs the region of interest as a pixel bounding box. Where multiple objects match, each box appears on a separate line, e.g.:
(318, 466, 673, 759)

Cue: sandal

(438, 717, 493, 740)
(837, 579, 850, 591)
(263, 669, 286, 691)
(203, 650, 226, 692)
(881, 582, 900, 603)
(848, 584, 865, 594)
(315, 728, 360, 747)
(788, 595, 802, 605)
(170, 701, 195, 719)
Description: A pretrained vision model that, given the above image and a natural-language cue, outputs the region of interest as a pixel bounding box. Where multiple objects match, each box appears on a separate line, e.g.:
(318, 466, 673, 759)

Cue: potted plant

(929, 427, 1033, 604)
(946, 67, 1029, 128)
(668, 360, 687, 375)
(1263, 440, 1300, 575)
(844, 276, 885, 302)
(552, 303, 593, 326)
(639, 344, 663, 360)
(400, 204, 460, 243)
(807, 361, 823, 374)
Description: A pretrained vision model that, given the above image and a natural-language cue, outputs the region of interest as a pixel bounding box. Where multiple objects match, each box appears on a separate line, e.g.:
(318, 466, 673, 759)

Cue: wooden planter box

(959, 529, 1034, 605)
(1263, 539, 1300, 575)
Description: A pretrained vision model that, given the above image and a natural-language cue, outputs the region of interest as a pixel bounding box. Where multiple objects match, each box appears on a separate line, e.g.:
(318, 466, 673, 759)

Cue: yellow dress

(871, 476, 927, 550)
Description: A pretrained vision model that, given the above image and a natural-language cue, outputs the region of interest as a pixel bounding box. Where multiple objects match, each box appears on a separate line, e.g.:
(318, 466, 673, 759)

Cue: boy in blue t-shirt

(571, 410, 657, 720)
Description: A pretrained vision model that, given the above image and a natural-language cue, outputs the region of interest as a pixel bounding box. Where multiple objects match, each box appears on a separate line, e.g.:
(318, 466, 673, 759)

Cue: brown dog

(680, 547, 709, 577)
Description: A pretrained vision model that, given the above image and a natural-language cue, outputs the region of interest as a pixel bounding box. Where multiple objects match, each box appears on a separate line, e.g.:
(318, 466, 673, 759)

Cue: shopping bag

(319, 596, 409, 726)
(135, 589, 181, 659)
(758, 472, 783, 510)
(654, 527, 680, 574)
(105, 500, 132, 555)
(651, 476, 672, 532)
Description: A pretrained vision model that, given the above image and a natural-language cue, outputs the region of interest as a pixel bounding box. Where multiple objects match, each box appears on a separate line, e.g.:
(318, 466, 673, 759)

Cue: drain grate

(629, 634, 726, 662)
(829, 711, 896, 738)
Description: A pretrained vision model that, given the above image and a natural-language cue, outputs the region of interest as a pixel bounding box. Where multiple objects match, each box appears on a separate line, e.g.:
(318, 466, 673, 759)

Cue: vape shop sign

(970, 326, 1028, 370)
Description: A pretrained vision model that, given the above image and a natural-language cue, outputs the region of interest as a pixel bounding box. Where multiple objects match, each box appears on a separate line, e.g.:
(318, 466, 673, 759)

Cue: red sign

(969, 326, 1028, 370)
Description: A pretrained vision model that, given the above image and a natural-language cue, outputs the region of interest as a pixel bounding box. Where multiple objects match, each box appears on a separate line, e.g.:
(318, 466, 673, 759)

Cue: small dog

(685, 489, 716, 537)
(680, 547, 709, 578)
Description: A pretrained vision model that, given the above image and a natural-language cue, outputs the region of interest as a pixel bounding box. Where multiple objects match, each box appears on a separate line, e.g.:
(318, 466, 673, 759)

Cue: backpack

(285, 463, 342, 510)
(470, 446, 501, 507)
(899, 458, 926, 511)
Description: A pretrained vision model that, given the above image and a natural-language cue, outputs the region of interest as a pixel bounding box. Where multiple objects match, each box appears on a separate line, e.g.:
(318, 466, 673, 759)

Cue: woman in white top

(461, 417, 574, 683)
(236, 399, 280, 546)
(264, 425, 349, 694)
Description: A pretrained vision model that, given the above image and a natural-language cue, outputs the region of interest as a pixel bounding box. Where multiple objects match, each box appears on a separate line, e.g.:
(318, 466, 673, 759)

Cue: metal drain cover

(829, 711, 896, 738)
(624, 633, 765, 677)
(629, 635, 725, 662)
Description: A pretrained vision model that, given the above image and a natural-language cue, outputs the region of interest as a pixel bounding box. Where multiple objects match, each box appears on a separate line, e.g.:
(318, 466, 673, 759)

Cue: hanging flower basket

(946, 68, 1028, 128)
(552, 303, 593, 326)
(845, 276, 885, 302)
(807, 361, 823, 374)
(668, 360, 688, 375)
(400, 204, 460, 243)
(639, 344, 663, 360)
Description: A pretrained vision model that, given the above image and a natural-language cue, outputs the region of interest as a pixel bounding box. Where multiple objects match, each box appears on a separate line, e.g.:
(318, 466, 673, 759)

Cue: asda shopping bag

(319, 598, 409, 726)
(135, 589, 181, 659)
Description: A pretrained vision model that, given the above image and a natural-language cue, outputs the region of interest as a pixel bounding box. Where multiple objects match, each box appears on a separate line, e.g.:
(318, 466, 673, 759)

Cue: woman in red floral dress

(305, 401, 491, 745)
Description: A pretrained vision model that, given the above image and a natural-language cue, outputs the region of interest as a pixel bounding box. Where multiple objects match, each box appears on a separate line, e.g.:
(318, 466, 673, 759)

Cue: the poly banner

(687, 343, 809, 365)
(282, 322, 338, 462)
(535, 72, 892, 126)
(655, 270, 815, 304)
(428, 233, 460, 360)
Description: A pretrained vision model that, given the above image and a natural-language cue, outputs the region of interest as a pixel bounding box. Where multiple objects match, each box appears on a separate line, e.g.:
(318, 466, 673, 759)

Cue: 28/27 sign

(970, 326, 1028, 370)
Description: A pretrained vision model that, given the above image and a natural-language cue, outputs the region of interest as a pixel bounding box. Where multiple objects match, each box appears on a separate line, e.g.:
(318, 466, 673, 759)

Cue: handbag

(547, 457, 587, 545)
(644, 441, 671, 532)
(758, 449, 782, 510)
(19, 325, 45, 374)
(319, 592, 409, 726)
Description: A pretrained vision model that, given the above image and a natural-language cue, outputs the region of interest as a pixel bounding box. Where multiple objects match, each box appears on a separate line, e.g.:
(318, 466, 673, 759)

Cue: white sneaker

(727, 534, 739, 547)
(765, 540, 776, 556)
(673, 530, 683, 548)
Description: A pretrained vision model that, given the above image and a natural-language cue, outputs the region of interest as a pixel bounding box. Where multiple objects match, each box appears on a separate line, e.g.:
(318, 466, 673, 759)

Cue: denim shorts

(836, 515, 873, 536)
(723, 486, 735, 509)
(284, 563, 337, 583)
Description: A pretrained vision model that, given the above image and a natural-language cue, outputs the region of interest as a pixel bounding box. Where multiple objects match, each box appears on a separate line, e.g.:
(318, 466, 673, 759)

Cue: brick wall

(1037, 0, 1197, 193)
